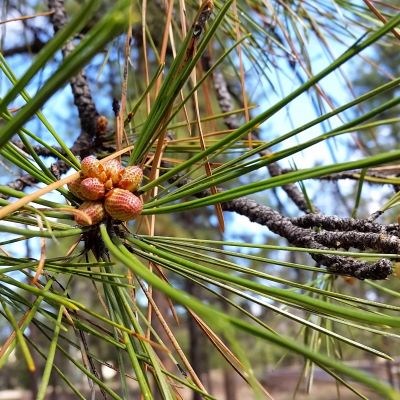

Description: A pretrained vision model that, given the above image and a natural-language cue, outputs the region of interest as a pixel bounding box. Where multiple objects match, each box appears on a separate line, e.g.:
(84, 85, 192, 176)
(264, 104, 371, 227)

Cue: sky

(0, 2, 394, 256)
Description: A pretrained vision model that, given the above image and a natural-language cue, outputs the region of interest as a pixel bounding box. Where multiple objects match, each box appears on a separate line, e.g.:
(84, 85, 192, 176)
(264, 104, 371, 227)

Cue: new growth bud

(74, 201, 106, 226)
(103, 159, 125, 186)
(118, 166, 143, 192)
(104, 188, 143, 221)
(67, 177, 85, 200)
(81, 155, 107, 181)
(79, 177, 105, 200)
(68, 156, 144, 224)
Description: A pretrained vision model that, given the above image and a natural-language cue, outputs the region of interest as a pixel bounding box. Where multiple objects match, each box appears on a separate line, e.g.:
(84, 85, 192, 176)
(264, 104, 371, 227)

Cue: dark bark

(2, 36, 46, 57)
(0, 0, 108, 198)
(48, 0, 99, 141)
(186, 280, 211, 400)
(291, 213, 399, 233)
(223, 197, 393, 280)
(163, 162, 396, 280)
(151, 290, 176, 400)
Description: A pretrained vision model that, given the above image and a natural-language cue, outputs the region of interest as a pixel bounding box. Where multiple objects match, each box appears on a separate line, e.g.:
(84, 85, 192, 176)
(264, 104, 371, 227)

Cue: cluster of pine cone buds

(68, 156, 143, 226)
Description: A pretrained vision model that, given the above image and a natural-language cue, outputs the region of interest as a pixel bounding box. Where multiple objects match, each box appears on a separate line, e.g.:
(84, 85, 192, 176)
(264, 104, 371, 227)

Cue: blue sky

(0, 3, 394, 256)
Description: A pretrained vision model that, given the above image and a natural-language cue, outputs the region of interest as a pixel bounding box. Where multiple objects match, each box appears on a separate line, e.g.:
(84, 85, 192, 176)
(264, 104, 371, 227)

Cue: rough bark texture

(162, 159, 396, 280)
(0, 1, 103, 198)
(48, 0, 99, 141)
(223, 197, 393, 280)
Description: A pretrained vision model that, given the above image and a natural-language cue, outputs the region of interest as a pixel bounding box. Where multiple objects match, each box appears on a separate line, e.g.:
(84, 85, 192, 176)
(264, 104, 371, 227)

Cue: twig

(291, 213, 400, 235)
(163, 166, 394, 279)
(1, 175, 38, 198)
(222, 198, 393, 280)
(0, 10, 54, 25)
(12, 141, 65, 157)
(48, 0, 99, 147)
(266, 162, 313, 213)
(2, 36, 46, 57)
(281, 168, 400, 184)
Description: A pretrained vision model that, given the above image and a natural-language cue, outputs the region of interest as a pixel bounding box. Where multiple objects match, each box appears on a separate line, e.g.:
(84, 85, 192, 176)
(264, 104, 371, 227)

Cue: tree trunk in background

(28, 333, 39, 400)
(186, 279, 211, 400)
(152, 289, 175, 400)
(223, 368, 238, 400)
(221, 288, 238, 400)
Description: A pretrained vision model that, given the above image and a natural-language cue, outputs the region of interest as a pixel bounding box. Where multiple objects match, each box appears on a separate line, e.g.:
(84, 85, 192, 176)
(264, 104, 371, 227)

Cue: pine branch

(1, 175, 38, 195)
(291, 213, 399, 234)
(222, 198, 393, 280)
(3, 13, 397, 280)
(12, 141, 64, 157)
(281, 168, 400, 185)
(48, 0, 100, 148)
(163, 165, 395, 279)
(2, 1, 108, 196)
(2, 36, 46, 57)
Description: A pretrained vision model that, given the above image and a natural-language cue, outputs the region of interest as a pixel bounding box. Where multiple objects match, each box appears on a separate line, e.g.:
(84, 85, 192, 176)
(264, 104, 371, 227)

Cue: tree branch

(2, 1, 108, 196)
(163, 165, 395, 280)
(2, 36, 46, 57)
(12, 141, 64, 157)
(3, 15, 396, 280)
(291, 213, 399, 235)
(222, 198, 393, 280)
(48, 0, 100, 147)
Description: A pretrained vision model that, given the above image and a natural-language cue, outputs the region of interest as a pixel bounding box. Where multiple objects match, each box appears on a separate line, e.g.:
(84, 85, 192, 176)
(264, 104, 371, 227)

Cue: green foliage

(0, 1, 400, 399)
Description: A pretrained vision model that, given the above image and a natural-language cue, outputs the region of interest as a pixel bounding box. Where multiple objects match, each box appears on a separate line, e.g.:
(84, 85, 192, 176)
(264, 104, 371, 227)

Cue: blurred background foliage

(0, 0, 400, 399)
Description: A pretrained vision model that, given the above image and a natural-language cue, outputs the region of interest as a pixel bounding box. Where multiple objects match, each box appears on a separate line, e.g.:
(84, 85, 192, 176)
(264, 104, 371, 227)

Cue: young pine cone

(104, 188, 143, 221)
(67, 177, 86, 200)
(79, 177, 106, 200)
(74, 201, 106, 226)
(117, 166, 143, 192)
(103, 159, 125, 187)
(80, 155, 107, 182)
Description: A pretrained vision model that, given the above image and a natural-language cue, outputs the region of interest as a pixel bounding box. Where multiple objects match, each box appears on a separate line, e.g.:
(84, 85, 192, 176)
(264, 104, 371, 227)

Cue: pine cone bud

(103, 159, 125, 185)
(118, 166, 143, 192)
(67, 177, 85, 200)
(81, 155, 107, 182)
(96, 115, 108, 136)
(104, 188, 143, 221)
(79, 177, 105, 200)
(74, 201, 105, 226)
